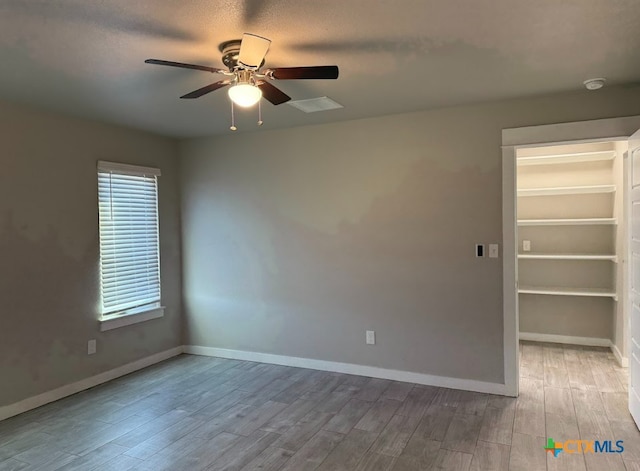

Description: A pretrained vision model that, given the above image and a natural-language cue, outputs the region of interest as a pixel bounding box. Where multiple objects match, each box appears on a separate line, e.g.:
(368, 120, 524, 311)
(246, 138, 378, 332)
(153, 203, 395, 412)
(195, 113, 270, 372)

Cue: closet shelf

(517, 185, 615, 197)
(517, 150, 616, 166)
(518, 286, 617, 299)
(518, 253, 617, 261)
(518, 218, 617, 226)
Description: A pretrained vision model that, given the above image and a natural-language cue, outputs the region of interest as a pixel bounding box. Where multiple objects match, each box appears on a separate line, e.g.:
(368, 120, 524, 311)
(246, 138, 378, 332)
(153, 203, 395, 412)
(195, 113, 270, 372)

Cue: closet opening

(516, 139, 629, 367)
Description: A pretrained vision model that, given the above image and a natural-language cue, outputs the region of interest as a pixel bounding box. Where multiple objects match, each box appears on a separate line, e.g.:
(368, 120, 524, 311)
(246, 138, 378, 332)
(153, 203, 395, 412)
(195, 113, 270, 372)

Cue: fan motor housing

(219, 39, 265, 70)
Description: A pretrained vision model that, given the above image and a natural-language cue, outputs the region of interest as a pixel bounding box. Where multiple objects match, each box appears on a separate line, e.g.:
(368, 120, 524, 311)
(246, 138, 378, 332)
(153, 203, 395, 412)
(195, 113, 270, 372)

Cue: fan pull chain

(230, 100, 237, 131)
(257, 100, 263, 126)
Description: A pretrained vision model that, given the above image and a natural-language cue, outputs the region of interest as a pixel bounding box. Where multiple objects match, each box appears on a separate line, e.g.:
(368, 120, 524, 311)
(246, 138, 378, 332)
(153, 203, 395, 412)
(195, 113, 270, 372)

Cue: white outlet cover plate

(88, 339, 97, 355)
(489, 244, 499, 258)
(366, 330, 375, 345)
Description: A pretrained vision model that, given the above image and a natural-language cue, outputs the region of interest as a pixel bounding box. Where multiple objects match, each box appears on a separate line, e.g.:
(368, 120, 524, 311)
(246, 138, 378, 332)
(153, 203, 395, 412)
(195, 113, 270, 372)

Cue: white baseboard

(183, 345, 509, 396)
(0, 346, 183, 422)
(611, 344, 629, 368)
(519, 332, 630, 368)
(519, 332, 611, 347)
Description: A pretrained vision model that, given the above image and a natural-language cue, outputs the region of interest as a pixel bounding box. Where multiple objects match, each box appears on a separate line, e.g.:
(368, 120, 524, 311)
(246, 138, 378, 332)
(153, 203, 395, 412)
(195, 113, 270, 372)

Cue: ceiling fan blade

(180, 80, 231, 99)
(269, 66, 339, 80)
(257, 81, 291, 105)
(145, 59, 225, 74)
(238, 33, 271, 68)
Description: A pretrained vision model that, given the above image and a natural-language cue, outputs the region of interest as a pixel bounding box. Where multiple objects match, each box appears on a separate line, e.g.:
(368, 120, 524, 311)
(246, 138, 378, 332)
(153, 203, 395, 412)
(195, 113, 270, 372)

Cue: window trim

(97, 160, 163, 330)
(99, 305, 165, 332)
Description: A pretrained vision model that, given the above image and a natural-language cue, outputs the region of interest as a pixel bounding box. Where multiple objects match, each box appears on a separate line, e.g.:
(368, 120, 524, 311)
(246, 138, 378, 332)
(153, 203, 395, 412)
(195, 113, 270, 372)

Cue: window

(97, 161, 162, 329)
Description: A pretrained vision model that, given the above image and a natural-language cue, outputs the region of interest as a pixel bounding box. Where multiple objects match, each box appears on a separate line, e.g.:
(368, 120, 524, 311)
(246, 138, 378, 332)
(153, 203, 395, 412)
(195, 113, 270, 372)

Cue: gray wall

(180, 87, 640, 385)
(0, 101, 182, 407)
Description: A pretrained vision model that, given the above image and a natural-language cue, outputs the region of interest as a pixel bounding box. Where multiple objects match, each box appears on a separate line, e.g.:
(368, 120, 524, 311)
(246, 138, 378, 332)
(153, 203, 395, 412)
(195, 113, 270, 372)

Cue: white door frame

(501, 115, 640, 397)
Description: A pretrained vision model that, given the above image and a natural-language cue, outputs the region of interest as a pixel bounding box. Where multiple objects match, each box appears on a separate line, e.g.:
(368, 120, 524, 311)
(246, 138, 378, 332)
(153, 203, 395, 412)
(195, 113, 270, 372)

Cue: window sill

(99, 305, 165, 332)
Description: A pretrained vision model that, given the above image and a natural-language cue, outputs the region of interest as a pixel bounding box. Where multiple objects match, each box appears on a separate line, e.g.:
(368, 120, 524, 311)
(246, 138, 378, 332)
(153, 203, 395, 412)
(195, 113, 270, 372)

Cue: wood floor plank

(519, 361, 544, 381)
(323, 399, 372, 434)
(93, 453, 143, 471)
(205, 430, 280, 471)
(431, 389, 462, 409)
(545, 387, 576, 418)
(509, 433, 546, 471)
(469, 440, 509, 471)
(513, 397, 545, 437)
(0, 460, 29, 471)
(571, 389, 604, 414)
(273, 411, 334, 452)
(431, 448, 473, 471)
(543, 344, 566, 369)
(395, 386, 436, 419)
(370, 414, 420, 457)
(544, 366, 570, 389)
(583, 452, 625, 471)
(441, 413, 482, 454)
(128, 430, 211, 470)
(392, 438, 440, 470)
(354, 452, 396, 470)
(240, 447, 294, 471)
(123, 416, 205, 460)
(609, 419, 640, 461)
(279, 430, 344, 471)
(566, 360, 597, 391)
(592, 371, 626, 393)
(576, 407, 614, 439)
(54, 443, 129, 471)
(356, 379, 392, 402)
(222, 400, 289, 436)
(486, 395, 516, 411)
(382, 382, 414, 402)
(518, 378, 544, 404)
(261, 399, 318, 434)
(456, 392, 488, 416)
(354, 399, 401, 433)
(478, 406, 513, 446)
(9, 441, 73, 467)
(410, 404, 455, 442)
(316, 429, 378, 471)
(314, 392, 353, 415)
(0, 431, 55, 463)
(601, 392, 633, 422)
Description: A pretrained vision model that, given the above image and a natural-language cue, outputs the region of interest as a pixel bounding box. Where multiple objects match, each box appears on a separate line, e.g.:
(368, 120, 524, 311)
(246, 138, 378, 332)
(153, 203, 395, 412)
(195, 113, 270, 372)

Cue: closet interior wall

(517, 140, 626, 354)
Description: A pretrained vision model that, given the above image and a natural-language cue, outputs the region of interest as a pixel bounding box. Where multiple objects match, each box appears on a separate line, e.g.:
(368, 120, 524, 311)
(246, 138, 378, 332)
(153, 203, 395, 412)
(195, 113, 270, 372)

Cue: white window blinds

(97, 161, 161, 316)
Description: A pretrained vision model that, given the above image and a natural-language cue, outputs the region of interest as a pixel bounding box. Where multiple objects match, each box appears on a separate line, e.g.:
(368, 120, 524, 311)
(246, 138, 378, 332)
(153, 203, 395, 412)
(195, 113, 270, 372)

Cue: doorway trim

(502, 115, 640, 397)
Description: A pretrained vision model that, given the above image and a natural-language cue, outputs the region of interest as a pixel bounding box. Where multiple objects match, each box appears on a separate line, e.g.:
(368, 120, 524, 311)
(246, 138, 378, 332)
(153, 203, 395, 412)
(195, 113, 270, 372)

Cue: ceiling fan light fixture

(228, 83, 262, 107)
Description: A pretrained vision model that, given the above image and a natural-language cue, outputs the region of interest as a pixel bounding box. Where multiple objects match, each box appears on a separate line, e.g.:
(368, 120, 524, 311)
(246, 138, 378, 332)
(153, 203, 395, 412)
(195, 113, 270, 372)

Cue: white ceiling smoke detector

(583, 78, 606, 90)
(287, 96, 343, 113)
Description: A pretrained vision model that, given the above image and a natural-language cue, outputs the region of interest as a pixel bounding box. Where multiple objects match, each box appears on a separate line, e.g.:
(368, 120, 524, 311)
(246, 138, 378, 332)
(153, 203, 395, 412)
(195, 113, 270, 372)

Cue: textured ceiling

(1, 0, 639, 137)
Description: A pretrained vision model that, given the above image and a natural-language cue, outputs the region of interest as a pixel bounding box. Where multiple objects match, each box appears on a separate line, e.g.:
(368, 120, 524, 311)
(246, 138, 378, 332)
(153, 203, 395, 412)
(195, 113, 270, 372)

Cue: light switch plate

(88, 339, 97, 355)
(366, 330, 375, 345)
(523, 240, 531, 252)
(489, 244, 499, 258)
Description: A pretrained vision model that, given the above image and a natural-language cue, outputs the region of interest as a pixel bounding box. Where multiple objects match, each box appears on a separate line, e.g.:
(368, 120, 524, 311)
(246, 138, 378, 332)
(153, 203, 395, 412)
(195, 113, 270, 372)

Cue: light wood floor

(0, 342, 638, 470)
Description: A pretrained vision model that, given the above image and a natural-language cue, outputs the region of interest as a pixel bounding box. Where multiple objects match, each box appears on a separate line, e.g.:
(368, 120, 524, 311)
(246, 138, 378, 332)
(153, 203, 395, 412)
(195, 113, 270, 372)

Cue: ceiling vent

(286, 96, 343, 113)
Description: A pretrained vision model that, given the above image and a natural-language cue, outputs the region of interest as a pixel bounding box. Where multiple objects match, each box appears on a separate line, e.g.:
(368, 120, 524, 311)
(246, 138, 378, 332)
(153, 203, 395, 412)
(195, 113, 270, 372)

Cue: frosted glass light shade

(228, 84, 262, 107)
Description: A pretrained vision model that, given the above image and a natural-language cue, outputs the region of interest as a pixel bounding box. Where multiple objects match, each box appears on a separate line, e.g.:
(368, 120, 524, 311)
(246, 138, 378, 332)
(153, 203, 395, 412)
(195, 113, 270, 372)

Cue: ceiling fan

(145, 33, 339, 128)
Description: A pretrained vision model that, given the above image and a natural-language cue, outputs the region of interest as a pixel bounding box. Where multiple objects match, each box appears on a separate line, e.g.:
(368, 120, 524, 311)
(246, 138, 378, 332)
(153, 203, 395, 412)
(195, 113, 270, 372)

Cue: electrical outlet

(476, 244, 485, 257)
(366, 330, 375, 345)
(88, 339, 96, 355)
(523, 240, 531, 252)
(489, 244, 499, 258)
